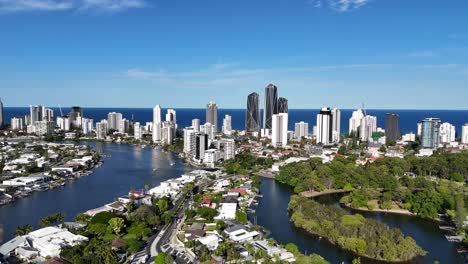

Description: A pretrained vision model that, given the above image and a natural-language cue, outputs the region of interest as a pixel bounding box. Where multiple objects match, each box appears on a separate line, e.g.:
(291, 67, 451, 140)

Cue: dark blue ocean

(3, 107, 467, 136)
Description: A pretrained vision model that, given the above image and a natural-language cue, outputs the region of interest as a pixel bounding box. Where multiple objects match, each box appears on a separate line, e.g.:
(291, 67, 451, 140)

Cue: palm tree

(15, 224, 33, 236)
(54, 213, 65, 224)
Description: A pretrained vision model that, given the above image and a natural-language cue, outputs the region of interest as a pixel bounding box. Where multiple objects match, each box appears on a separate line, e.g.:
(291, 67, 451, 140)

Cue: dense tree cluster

(224, 151, 274, 175)
(276, 152, 467, 219)
(288, 196, 426, 262)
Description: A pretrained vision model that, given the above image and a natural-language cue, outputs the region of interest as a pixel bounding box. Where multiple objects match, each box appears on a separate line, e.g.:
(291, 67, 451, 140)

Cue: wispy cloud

(406, 50, 438, 58)
(0, 0, 148, 13)
(123, 62, 468, 92)
(122, 63, 395, 92)
(308, 0, 373, 12)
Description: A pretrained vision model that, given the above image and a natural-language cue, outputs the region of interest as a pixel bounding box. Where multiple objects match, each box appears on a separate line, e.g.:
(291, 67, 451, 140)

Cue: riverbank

(289, 195, 427, 263)
(0, 142, 102, 207)
(300, 189, 349, 198)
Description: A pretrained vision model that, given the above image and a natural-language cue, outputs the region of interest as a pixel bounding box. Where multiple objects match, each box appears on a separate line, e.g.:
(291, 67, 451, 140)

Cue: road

(146, 176, 232, 264)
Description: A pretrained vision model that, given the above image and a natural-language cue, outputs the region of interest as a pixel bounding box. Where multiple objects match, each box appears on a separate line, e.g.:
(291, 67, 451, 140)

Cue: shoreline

(291, 222, 425, 264)
(300, 189, 350, 198)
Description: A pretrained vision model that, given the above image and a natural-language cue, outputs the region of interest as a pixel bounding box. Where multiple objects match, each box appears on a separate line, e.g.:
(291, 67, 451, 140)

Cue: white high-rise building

(96, 121, 108, 140)
(417, 123, 422, 137)
(222, 115, 232, 134)
(166, 109, 176, 123)
(271, 113, 288, 148)
(360, 115, 377, 142)
(107, 112, 123, 131)
(57, 116, 70, 131)
(183, 127, 195, 154)
(42, 108, 54, 122)
(294, 122, 309, 138)
(153, 122, 161, 143)
(161, 121, 174, 146)
(439, 122, 456, 144)
(331, 108, 341, 143)
(201, 123, 216, 140)
(462, 124, 468, 144)
(11, 117, 24, 131)
(218, 138, 235, 160)
(349, 109, 365, 135)
(192, 119, 201, 132)
(316, 107, 332, 145)
(153, 105, 162, 124)
(152, 105, 162, 143)
(119, 118, 130, 134)
(145, 122, 153, 132)
(82, 118, 93, 135)
(134, 122, 143, 140)
(166, 109, 177, 138)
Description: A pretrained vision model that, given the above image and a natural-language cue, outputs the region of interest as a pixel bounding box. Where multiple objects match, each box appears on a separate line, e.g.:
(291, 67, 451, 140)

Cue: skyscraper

(294, 122, 309, 138)
(0, 98, 3, 128)
(359, 115, 377, 142)
(331, 108, 341, 143)
(153, 105, 162, 143)
(421, 118, 441, 149)
(222, 115, 232, 134)
(96, 121, 108, 140)
(462, 124, 468, 144)
(192, 118, 201, 132)
(385, 113, 400, 143)
(11, 117, 24, 131)
(439, 122, 456, 144)
(107, 112, 123, 131)
(245, 92, 260, 132)
(183, 127, 195, 154)
(348, 109, 364, 135)
(263, 84, 278, 130)
(206, 101, 218, 132)
(42, 108, 54, 122)
(316, 107, 333, 145)
(30, 105, 43, 125)
(69, 106, 83, 128)
(271, 113, 288, 148)
(166, 109, 176, 123)
(277, 97, 288, 113)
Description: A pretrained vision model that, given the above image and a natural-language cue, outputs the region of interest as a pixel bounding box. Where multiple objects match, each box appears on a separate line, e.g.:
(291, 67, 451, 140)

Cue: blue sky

(1, 0, 468, 109)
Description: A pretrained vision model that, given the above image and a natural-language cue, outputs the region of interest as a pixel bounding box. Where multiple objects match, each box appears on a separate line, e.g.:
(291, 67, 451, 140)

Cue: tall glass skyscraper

(206, 101, 218, 132)
(263, 84, 278, 130)
(421, 118, 441, 149)
(385, 113, 400, 143)
(277, 97, 288, 114)
(246, 92, 260, 132)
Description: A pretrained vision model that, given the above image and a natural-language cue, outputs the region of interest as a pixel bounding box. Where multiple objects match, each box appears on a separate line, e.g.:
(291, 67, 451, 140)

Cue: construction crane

(58, 104, 64, 116)
(361, 102, 367, 116)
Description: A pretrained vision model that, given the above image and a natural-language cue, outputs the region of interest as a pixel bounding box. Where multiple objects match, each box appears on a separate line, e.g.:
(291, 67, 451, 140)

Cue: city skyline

(1, 0, 468, 109)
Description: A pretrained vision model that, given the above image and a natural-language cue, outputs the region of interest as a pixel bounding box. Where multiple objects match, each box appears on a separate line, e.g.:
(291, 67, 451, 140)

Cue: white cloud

(309, 0, 372, 12)
(78, 0, 147, 12)
(0, 0, 148, 13)
(406, 50, 438, 58)
(0, 0, 74, 12)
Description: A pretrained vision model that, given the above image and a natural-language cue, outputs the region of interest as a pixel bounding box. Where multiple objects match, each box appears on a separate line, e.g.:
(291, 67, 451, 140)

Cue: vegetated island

(288, 195, 426, 263)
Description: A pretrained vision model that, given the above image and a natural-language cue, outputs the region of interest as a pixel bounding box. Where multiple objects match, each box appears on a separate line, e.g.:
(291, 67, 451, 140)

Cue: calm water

(0, 142, 189, 242)
(3, 107, 468, 135)
(252, 178, 465, 264)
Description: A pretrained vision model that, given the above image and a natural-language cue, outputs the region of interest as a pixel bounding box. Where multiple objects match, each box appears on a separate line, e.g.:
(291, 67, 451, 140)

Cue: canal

(252, 177, 464, 264)
(0, 142, 188, 242)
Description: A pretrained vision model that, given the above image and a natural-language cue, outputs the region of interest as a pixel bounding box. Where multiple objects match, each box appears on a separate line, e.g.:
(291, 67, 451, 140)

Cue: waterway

(252, 178, 465, 264)
(0, 142, 188, 242)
